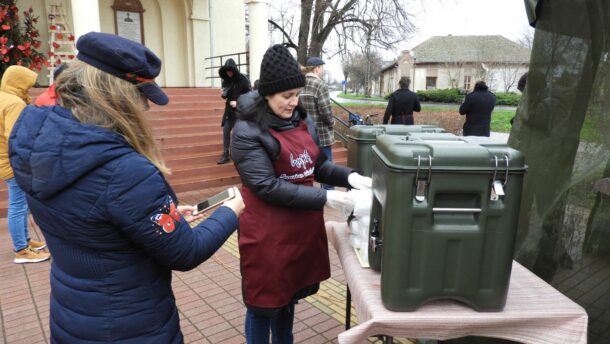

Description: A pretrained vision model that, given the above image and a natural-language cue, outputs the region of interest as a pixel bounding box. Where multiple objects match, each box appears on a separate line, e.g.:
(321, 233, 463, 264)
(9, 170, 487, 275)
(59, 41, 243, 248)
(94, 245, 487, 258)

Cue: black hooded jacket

(459, 83, 496, 137)
(230, 91, 353, 209)
(219, 58, 251, 103)
(219, 59, 251, 125)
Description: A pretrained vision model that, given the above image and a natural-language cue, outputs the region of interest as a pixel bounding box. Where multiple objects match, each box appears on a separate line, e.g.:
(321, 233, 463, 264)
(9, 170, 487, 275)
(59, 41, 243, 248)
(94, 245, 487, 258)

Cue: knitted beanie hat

(258, 44, 305, 96)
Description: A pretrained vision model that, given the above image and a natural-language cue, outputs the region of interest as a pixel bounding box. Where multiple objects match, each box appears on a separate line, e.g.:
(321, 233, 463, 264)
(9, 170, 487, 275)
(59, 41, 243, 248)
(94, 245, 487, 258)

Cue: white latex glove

(326, 190, 354, 212)
(348, 172, 372, 190)
(229, 100, 237, 108)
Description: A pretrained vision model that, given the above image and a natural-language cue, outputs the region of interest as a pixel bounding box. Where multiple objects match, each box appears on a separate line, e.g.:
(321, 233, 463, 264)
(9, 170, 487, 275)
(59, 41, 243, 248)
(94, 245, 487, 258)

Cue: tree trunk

(297, 0, 314, 64)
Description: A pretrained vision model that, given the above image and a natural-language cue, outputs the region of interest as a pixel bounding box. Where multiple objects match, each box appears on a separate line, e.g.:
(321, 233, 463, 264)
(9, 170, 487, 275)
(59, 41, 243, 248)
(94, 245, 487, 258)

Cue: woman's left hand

(178, 205, 205, 223)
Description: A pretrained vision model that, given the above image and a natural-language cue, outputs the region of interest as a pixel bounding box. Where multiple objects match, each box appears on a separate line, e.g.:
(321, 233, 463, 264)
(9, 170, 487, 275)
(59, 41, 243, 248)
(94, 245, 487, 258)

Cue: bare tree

(443, 61, 465, 88)
(517, 24, 535, 50)
(268, 1, 299, 48)
(342, 51, 383, 94)
(499, 62, 528, 92)
(295, 0, 415, 64)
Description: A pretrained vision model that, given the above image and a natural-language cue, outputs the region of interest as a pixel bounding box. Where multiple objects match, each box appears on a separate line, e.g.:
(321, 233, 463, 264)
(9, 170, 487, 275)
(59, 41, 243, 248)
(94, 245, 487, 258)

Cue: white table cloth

(326, 221, 588, 344)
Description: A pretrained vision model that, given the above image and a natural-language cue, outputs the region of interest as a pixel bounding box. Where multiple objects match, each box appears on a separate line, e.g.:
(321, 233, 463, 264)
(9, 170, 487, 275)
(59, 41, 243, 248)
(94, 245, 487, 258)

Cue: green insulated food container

(347, 125, 445, 176)
(368, 134, 526, 311)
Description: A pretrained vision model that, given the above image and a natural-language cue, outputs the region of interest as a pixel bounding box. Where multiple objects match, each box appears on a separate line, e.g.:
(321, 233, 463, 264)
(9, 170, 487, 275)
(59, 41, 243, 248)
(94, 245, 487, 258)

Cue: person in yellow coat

(0, 65, 50, 263)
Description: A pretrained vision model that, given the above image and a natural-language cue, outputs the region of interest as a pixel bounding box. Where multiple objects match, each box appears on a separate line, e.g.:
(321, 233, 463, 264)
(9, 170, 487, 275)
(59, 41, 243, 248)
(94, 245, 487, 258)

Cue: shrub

(494, 92, 521, 106)
(416, 88, 463, 103)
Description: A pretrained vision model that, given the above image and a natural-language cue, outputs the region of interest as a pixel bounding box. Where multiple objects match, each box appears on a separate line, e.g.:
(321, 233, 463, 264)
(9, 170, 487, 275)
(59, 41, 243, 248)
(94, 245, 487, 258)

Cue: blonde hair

(55, 60, 170, 175)
(301, 65, 317, 74)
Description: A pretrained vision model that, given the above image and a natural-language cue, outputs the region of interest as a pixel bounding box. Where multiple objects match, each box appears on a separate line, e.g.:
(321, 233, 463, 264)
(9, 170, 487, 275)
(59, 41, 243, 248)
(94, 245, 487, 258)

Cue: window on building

(426, 77, 437, 90)
(464, 76, 472, 90)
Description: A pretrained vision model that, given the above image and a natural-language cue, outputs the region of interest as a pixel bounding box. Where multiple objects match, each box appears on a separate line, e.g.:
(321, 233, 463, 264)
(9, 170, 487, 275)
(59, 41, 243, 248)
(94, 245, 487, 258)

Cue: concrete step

(152, 123, 223, 136)
(147, 109, 225, 120)
(168, 162, 238, 180)
(165, 151, 228, 168)
(149, 102, 226, 111)
(150, 116, 222, 127)
(161, 141, 224, 157)
(168, 172, 243, 194)
(156, 132, 222, 146)
(162, 94, 223, 102)
(161, 87, 222, 96)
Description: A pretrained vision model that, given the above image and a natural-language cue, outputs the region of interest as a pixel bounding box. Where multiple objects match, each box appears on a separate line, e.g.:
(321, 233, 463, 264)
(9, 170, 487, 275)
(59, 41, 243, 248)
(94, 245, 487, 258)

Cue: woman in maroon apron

(231, 45, 372, 344)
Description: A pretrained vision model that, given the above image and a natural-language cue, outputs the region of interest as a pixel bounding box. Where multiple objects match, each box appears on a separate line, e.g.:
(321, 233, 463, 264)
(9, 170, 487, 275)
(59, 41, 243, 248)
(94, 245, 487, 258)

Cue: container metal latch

(369, 219, 382, 253)
(490, 155, 509, 201)
(415, 155, 432, 202)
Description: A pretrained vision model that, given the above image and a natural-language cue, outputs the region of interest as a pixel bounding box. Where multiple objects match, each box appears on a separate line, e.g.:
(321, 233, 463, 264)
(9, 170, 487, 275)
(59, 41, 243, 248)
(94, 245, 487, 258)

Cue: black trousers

(391, 114, 414, 125)
(222, 117, 236, 153)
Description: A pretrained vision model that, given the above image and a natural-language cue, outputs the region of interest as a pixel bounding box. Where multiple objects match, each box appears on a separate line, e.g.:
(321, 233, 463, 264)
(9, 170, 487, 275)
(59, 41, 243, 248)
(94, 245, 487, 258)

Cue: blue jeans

(321, 146, 334, 191)
(5, 178, 29, 251)
(245, 303, 295, 344)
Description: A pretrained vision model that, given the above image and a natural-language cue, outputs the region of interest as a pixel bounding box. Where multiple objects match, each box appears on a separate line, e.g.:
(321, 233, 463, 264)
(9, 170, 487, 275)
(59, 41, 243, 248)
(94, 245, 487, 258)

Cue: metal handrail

(330, 98, 352, 130)
(330, 98, 352, 144)
(205, 51, 250, 80)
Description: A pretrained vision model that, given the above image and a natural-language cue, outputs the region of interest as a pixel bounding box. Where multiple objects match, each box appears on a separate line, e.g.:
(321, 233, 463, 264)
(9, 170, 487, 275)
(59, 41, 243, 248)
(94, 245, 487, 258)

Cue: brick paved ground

(0, 185, 413, 344)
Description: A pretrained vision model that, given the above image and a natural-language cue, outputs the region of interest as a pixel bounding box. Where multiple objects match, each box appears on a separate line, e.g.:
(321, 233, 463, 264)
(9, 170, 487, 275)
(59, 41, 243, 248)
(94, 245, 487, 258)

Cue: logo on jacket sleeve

(150, 196, 181, 233)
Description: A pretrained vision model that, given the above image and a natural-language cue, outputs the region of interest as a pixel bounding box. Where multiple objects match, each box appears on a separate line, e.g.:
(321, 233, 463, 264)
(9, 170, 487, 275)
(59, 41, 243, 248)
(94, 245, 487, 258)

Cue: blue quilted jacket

(9, 105, 239, 343)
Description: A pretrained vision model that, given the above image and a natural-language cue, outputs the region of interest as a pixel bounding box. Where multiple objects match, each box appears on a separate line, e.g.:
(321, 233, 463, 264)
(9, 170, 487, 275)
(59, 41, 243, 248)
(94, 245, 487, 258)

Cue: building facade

(18, 0, 268, 87)
(377, 35, 530, 96)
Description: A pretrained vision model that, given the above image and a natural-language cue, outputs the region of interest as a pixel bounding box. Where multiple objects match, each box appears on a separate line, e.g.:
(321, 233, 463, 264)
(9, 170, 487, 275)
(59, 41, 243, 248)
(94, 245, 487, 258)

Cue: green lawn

(331, 103, 515, 133)
(336, 93, 386, 102)
(490, 110, 515, 133)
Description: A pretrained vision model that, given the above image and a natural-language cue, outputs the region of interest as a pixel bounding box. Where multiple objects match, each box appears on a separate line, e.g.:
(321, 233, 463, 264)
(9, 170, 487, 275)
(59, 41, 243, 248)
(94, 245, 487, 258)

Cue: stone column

(71, 0, 101, 41)
(244, 0, 269, 83)
(191, 1, 211, 86)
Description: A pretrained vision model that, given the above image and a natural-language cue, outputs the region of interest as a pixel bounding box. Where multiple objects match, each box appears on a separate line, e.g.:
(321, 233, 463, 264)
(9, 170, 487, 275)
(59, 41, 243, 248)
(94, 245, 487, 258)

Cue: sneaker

(14, 248, 51, 264)
(28, 239, 47, 251)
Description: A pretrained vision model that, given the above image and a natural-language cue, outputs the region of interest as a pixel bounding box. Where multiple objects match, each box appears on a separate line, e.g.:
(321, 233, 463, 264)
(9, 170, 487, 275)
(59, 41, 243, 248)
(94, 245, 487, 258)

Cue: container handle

(432, 207, 482, 213)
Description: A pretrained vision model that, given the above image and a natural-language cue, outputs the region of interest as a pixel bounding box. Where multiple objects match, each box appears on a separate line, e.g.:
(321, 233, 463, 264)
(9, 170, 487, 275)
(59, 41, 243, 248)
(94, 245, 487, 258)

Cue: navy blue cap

(305, 56, 325, 67)
(76, 32, 168, 105)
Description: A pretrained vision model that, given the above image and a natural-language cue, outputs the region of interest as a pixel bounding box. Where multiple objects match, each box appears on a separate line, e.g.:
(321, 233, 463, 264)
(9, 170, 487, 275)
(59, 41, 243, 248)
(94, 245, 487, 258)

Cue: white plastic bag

(346, 189, 373, 265)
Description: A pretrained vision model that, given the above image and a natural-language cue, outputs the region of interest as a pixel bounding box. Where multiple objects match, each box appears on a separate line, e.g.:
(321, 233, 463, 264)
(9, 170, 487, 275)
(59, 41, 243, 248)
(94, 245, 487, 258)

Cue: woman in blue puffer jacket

(8, 32, 245, 343)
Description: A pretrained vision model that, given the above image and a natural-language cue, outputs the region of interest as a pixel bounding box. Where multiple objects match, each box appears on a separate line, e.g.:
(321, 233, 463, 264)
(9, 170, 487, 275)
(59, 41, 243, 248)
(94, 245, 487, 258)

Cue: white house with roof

(377, 35, 530, 96)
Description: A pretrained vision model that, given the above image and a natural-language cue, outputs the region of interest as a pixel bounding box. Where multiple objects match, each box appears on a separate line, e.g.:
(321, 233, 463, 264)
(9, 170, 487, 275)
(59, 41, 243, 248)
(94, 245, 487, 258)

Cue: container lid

(347, 125, 445, 142)
(373, 135, 526, 172)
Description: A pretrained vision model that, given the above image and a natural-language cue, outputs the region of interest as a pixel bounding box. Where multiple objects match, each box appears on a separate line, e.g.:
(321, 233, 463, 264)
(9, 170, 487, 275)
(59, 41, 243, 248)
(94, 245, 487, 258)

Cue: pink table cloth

(326, 221, 588, 344)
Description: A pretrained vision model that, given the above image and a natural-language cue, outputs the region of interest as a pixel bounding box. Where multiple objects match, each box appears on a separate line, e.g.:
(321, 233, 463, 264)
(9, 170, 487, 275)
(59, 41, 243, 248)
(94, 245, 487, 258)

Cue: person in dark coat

(459, 80, 497, 136)
(383, 76, 421, 125)
(218, 58, 251, 164)
(231, 44, 372, 344)
(8, 32, 245, 344)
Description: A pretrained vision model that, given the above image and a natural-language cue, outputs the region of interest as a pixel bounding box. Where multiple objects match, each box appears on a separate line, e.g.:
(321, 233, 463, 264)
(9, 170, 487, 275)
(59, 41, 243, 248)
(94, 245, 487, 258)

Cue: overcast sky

(267, 0, 533, 81)
(406, 0, 532, 49)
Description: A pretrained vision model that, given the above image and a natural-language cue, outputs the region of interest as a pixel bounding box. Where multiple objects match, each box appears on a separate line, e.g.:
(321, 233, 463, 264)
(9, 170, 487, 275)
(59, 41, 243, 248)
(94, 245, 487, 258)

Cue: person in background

(459, 80, 496, 137)
(0, 65, 50, 263)
(383, 76, 421, 125)
(253, 79, 260, 91)
(231, 44, 372, 344)
(9, 32, 245, 343)
(34, 63, 67, 106)
(217, 58, 251, 164)
(299, 56, 335, 190)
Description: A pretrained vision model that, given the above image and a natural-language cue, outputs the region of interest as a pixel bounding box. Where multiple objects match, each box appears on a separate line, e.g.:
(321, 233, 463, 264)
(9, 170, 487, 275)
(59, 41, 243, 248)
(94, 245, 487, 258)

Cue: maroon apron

(239, 121, 330, 308)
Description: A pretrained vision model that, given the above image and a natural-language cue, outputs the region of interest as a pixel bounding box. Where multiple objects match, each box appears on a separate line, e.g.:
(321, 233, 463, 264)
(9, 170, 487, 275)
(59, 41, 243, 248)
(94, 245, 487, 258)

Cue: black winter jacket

(219, 59, 251, 125)
(383, 88, 421, 124)
(459, 85, 496, 137)
(231, 91, 353, 209)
